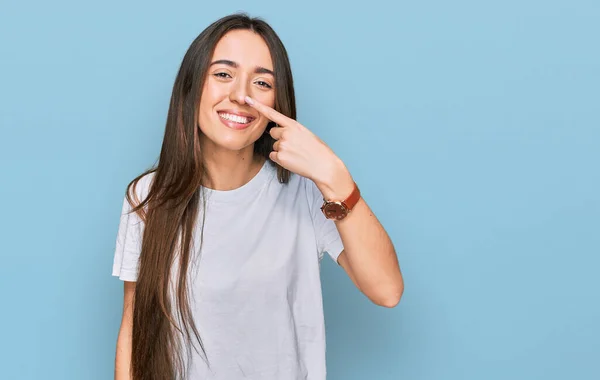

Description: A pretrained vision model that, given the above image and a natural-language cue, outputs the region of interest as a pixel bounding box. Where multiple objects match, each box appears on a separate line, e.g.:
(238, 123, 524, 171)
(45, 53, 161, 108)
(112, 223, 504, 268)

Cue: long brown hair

(124, 13, 296, 379)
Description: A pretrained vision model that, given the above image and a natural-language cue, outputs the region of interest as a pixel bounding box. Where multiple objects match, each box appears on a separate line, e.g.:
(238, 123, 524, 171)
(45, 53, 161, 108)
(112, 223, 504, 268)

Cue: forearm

(115, 323, 132, 380)
(115, 282, 135, 380)
(315, 160, 403, 306)
(335, 198, 403, 305)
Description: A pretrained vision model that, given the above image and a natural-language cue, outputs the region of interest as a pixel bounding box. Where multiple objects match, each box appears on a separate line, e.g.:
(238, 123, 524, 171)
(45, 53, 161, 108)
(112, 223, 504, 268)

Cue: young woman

(112, 13, 403, 380)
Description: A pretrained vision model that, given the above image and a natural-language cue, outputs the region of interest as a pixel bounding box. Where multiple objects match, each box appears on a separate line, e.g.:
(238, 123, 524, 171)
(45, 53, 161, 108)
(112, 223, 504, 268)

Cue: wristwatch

(320, 182, 361, 220)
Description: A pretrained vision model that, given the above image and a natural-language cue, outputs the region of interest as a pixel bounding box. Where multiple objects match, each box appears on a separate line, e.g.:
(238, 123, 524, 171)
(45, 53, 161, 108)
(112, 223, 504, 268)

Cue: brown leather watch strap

(342, 182, 361, 211)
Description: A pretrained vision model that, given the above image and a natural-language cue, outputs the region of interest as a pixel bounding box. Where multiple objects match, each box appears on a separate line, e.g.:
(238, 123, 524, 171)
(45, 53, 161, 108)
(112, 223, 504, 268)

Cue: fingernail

(245, 96, 254, 105)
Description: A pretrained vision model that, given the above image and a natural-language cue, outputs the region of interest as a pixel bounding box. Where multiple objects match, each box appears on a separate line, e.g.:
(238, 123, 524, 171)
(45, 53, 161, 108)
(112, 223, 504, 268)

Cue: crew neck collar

(202, 160, 275, 203)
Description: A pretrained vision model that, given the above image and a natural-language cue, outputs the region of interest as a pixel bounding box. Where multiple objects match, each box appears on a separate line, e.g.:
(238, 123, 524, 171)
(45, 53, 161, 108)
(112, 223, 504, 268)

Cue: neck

(200, 140, 266, 191)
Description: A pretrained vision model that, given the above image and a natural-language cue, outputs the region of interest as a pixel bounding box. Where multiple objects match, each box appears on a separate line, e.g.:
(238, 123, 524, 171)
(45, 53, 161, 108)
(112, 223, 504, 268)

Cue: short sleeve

(112, 174, 152, 282)
(305, 178, 345, 263)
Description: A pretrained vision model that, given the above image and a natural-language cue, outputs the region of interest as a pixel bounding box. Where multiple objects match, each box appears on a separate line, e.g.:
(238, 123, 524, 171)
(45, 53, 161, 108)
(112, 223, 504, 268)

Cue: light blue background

(1, 0, 598, 379)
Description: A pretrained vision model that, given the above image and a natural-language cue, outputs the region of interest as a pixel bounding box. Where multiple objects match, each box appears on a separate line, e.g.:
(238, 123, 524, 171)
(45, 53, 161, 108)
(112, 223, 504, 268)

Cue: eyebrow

(210, 59, 274, 76)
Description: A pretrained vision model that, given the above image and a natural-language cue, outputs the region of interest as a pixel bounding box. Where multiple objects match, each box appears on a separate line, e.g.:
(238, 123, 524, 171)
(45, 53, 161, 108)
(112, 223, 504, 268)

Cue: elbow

(372, 283, 404, 308)
(378, 291, 403, 308)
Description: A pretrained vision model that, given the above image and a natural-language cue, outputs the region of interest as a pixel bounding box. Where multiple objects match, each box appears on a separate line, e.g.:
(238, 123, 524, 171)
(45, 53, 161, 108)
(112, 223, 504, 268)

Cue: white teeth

(219, 112, 251, 124)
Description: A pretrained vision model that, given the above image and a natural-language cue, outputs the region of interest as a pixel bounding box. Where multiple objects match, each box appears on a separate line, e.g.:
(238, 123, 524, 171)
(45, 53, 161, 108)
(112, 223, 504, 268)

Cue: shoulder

(125, 170, 156, 209)
(282, 172, 322, 214)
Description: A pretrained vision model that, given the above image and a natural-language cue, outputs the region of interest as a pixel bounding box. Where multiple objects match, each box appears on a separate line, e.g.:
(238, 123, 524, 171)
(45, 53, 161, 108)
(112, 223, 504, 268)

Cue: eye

(213, 72, 232, 79)
(255, 81, 273, 89)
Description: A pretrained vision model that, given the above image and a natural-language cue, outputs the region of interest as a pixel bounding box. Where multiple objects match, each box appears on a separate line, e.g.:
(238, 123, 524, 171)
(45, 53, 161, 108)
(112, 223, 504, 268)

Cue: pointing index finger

(245, 96, 295, 127)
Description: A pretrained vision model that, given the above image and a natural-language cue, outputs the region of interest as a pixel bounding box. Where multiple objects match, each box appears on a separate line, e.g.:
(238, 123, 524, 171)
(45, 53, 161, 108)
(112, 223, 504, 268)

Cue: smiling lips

(217, 111, 256, 130)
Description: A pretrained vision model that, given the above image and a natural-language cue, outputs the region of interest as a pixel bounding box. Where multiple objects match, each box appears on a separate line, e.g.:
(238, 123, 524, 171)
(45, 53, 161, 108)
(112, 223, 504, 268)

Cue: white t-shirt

(112, 160, 344, 379)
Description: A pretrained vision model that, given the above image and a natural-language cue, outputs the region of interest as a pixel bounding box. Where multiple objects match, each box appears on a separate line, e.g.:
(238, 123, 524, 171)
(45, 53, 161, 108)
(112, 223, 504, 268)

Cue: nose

(229, 76, 250, 105)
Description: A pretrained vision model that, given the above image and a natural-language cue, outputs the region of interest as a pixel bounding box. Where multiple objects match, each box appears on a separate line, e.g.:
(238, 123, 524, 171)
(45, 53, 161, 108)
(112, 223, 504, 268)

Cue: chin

(200, 125, 263, 153)
(216, 137, 255, 152)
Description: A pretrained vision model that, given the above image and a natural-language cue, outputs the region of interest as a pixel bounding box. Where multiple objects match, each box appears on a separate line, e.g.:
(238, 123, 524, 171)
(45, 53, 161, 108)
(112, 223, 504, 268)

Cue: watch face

(322, 202, 348, 220)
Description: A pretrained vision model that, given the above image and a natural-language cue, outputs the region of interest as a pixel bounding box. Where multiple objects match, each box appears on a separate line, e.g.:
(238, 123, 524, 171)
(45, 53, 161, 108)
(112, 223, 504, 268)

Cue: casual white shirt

(112, 160, 344, 379)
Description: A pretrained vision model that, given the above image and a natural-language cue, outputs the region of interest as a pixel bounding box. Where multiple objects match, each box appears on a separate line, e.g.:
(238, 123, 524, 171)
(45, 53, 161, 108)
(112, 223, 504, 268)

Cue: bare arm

(241, 97, 403, 307)
(115, 281, 135, 380)
(317, 160, 404, 308)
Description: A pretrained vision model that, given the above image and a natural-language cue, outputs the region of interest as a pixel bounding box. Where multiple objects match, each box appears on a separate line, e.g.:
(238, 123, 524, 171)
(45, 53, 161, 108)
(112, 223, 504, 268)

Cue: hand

(245, 96, 352, 196)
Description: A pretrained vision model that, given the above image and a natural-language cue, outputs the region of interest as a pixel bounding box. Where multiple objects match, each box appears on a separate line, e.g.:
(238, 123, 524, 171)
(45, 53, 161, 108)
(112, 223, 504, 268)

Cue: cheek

(200, 81, 220, 108)
(255, 92, 275, 126)
(265, 92, 276, 108)
(198, 81, 223, 123)
(251, 88, 275, 109)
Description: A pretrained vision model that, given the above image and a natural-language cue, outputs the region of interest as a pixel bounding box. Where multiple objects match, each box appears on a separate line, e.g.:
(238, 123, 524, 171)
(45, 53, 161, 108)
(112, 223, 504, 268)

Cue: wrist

(314, 158, 355, 201)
